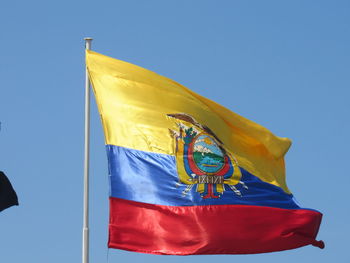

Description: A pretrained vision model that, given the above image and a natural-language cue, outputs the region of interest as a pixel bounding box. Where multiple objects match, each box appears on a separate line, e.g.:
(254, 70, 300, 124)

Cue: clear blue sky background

(0, 1, 349, 262)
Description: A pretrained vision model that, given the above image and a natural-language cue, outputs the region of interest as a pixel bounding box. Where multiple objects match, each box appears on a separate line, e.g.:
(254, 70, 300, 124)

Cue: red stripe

(108, 197, 324, 255)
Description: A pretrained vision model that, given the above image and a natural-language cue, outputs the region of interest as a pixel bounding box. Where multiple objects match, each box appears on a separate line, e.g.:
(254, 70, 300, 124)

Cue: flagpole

(83, 37, 93, 263)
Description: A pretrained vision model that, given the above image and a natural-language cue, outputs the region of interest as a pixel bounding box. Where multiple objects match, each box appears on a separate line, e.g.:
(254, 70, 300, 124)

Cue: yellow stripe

(86, 50, 292, 193)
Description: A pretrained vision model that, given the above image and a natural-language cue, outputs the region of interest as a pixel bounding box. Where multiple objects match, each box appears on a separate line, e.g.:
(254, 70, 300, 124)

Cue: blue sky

(0, 0, 349, 262)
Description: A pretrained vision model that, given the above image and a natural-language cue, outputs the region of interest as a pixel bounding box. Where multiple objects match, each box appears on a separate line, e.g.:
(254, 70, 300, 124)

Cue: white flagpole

(83, 37, 93, 263)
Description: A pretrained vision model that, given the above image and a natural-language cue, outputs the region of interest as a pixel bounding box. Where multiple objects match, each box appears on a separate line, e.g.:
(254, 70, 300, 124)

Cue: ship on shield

(167, 113, 248, 199)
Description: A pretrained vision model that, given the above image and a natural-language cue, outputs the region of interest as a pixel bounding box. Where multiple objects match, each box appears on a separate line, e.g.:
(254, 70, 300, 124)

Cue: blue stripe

(106, 145, 300, 209)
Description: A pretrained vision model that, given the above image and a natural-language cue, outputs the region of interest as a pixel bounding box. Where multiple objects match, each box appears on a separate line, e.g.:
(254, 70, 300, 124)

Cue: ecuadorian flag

(86, 50, 324, 255)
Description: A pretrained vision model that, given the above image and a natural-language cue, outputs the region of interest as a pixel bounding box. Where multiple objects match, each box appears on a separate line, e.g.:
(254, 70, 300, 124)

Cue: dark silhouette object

(0, 171, 18, 212)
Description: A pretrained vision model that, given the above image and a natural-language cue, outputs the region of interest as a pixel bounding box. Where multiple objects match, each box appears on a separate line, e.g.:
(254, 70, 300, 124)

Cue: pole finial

(84, 38, 93, 50)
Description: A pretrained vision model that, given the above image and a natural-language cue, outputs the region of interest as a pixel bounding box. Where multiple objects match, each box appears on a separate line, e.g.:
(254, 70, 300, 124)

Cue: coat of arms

(168, 113, 248, 199)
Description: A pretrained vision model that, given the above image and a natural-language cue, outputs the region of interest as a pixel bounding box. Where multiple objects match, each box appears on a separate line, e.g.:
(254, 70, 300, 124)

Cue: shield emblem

(168, 113, 248, 198)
